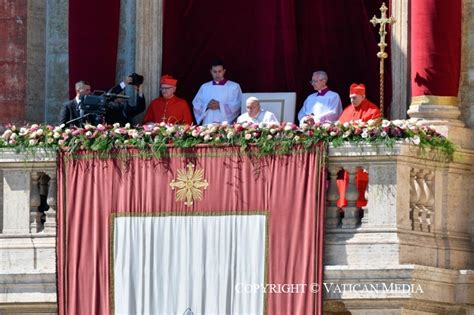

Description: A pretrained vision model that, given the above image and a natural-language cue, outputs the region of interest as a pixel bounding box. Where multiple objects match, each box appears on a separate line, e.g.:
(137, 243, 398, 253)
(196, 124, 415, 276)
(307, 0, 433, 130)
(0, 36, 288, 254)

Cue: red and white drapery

(57, 145, 326, 314)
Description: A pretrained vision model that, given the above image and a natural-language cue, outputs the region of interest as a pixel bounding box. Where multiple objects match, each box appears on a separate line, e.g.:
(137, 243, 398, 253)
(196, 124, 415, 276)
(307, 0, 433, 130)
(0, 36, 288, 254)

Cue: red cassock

(144, 95, 193, 124)
(336, 98, 381, 213)
(338, 98, 382, 123)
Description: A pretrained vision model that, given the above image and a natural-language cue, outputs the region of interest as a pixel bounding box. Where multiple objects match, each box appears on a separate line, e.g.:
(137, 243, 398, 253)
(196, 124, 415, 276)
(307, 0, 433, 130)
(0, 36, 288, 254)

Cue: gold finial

(370, 2, 396, 117)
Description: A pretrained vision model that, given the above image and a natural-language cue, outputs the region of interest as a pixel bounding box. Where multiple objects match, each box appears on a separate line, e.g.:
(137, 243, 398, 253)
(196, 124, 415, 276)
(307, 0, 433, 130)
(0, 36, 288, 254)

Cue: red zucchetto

(349, 83, 365, 96)
(160, 75, 177, 86)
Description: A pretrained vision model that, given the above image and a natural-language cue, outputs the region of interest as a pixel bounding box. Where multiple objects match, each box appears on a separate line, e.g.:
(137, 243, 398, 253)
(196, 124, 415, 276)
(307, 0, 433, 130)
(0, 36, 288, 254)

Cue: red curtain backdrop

(68, 0, 120, 98)
(162, 0, 391, 118)
(57, 146, 326, 314)
(411, 0, 461, 97)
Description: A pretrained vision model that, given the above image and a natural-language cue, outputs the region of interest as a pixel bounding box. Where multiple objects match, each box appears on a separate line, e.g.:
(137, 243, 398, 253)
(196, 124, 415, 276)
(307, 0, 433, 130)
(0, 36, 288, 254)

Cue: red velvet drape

(57, 146, 326, 314)
(162, 0, 391, 118)
(411, 0, 461, 97)
(68, 0, 121, 98)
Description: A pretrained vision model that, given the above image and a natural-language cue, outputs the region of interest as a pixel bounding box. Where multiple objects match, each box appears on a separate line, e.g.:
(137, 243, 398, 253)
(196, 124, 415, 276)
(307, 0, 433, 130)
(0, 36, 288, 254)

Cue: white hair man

(237, 97, 279, 124)
(297, 70, 342, 125)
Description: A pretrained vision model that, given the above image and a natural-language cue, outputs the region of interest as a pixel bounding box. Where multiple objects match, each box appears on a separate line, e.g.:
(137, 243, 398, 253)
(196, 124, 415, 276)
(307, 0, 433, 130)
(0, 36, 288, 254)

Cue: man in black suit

(58, 80, 91, 127)
(58, 77, 145, 127)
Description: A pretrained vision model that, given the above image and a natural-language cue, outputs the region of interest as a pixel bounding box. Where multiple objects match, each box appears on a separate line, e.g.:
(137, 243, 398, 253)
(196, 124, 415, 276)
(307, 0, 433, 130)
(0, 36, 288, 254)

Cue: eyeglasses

(309, 79, 323, 84)
(160, 87, 174, 90)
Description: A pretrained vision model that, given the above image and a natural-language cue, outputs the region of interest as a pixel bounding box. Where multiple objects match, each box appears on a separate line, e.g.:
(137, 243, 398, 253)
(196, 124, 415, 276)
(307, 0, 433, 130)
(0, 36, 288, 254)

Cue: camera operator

(105, 73, 145, 125)
(58, 74, 145, 127)
(58, 80, 92, 128)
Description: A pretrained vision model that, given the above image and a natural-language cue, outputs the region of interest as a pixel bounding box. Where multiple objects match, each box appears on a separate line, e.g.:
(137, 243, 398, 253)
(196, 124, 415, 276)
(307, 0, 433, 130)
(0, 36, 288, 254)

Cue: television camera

(78, 91, 130, 125)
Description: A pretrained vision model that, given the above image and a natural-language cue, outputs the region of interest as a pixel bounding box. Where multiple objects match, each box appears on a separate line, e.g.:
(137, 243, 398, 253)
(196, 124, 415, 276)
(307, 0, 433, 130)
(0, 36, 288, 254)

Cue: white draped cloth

(114, 215, 266, 314)
(192, 80, 242, 124)
(297, 90, 342, 123)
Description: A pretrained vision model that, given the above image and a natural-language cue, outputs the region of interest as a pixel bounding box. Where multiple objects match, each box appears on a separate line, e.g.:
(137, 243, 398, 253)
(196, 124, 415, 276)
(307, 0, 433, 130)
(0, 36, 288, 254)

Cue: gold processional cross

(370, 2, 396, 117)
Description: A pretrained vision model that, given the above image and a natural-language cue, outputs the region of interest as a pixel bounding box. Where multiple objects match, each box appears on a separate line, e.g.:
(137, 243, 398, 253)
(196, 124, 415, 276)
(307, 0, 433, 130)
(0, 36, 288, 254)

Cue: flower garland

(0, 119, 455, 159)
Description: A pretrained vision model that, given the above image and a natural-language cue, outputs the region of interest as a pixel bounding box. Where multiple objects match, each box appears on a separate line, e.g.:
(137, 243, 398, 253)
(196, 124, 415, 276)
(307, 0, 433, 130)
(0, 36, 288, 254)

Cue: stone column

(29, 171, 41, 233)
(44, 170, 57, 233)
(135, 1, 164, 113)
(407, 0, 472, 148)
(44, 0, 69, 124)
(390, 0, 410, 119)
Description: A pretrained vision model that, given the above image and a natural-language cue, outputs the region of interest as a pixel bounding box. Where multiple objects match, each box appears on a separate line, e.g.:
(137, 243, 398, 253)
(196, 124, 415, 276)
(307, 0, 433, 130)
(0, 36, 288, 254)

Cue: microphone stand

(64, 113, 94, 127)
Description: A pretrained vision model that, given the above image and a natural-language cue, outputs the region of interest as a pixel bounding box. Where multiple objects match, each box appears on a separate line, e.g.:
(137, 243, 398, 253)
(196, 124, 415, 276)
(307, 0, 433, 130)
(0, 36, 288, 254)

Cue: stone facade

(0, 1, 27, 125)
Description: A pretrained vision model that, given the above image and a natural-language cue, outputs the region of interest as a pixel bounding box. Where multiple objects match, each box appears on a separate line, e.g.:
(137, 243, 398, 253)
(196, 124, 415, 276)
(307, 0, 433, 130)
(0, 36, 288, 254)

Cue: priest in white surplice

(192, 59, 242, 125)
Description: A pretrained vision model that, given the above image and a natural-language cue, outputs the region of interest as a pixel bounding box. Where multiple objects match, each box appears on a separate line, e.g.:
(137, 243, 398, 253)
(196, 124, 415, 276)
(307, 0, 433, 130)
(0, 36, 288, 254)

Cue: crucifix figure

(370, 2, 396, 117)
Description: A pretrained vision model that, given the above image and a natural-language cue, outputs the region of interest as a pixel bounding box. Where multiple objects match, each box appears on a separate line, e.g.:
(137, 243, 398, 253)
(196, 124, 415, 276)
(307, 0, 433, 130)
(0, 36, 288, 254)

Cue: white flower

(221, 121, 228, 127)
(392, 119, 404, 127)
(381, 119, 391, 128)
(284, 125, 292, 131)
(125, 123, 131, 129)
(300, 123, 309, 129)
(85, 131, 92, 137)
(191, 130, 199, 137)
(226, 132, 235, 139)
(2, 130, 12, 140)
(361, 131, 369, 138)
(10, 133, 17, 140)
(343, 130, 351, 138)
(9, 139, 16, 145)
(19, 127, 27, 135)
(58, 139, 64, 146)
(267, 135, 273, 140)
(36, 129, 44, 136)
(380, 131, 387, 137)
(321, 123, 331, 130)
(54, 126, 63, 133)
(166, 126, 177, 135)
(203, 134, 211, 141)
(241, 122, 249, 129)
(145, 131, 151, 136)
(330, 131, 337, 136)
(368, 119, 376, 127)
(411, 135, 421, 145)
(343, 122, 350, 128)
(30, 124, 39, 130)
(294, 135, 300, 141)
(29, 139, 37, 145)
(270, 128, 277, 134)
(84, 124, 94, 130)
(47, 138, 54, 144)
(113, 123, 120, 128)
(245, 133, 252, 140)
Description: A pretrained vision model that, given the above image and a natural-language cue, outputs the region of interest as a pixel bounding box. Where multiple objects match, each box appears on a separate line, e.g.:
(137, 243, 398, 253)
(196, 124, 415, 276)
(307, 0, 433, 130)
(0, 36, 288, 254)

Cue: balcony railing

(0, 144, 472, 312)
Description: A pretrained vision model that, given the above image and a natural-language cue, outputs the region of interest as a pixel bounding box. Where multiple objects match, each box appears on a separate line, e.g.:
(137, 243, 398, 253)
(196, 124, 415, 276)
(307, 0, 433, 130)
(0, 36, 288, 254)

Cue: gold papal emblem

(170, 163, 209, 206)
